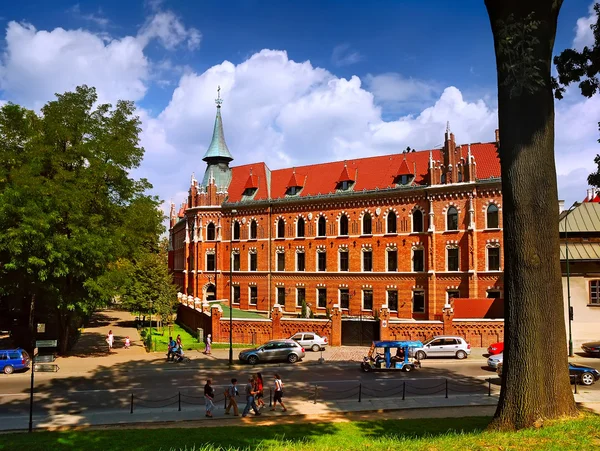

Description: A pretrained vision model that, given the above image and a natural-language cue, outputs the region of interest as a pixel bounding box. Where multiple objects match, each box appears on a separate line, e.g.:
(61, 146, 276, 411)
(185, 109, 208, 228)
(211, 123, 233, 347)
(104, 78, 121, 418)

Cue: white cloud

(573, 2, 597, 49)
(137, 11, 201, 51)
(68, 4, 111, 28)
(331, 44, 363, 67)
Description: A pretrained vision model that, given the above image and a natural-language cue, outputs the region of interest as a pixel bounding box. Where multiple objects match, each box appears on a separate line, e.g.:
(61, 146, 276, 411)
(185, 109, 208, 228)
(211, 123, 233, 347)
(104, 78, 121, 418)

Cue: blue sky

(0, 0, 598, 212)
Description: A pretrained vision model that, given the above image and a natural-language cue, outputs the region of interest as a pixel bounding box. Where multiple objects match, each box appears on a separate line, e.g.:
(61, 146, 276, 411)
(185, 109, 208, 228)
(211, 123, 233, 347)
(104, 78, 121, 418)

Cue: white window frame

(362, 248, 373, 272)
(232, 221, 241, 241)
(362, 289, 374, 311)
(339, 288, 350, 309)
(276, 286, 286, 307)
(296, 250, 306, 272)
(412, 290, 426, 313)
(249, 286, 258, 305)
(387, 290, 399, 312)
(296, 287, 306, 307)
(276, 250, 285, 272)
(317, 215, 327, 237)
(276, 218, 285, 238)
(249, 220, 258, 240)
(386, 248, 398, 272)
(386, 211, 397, 234)
(447, 290, 460, 301)
(446, 206, 459, 231)
(296, 217, 306, 238)
(362, 212, 372, 235)
(412, 209, 424, 233)
(446, 246, 459, 272)
(412, 247, 425, 272)
(338, 214, 349, 236)
(486, 204, 500, 229)
(316, 249, 327, 272)
(206, 222, 216, 241)
(339, 247, 350, 271)
(232, 285, 240, 305)
(317, 287, 327, 308)
(205, 250, 216, 272)
(486, 245, 501, 271)
(248, 249, 258, 272)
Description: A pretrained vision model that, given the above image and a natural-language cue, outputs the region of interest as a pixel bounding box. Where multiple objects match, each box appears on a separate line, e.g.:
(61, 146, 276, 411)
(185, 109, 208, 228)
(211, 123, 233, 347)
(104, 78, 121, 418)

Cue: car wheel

(415, 351, 426, 361)
(456, 350, 467, 360)
(311, 344, 321, 352)
(287, 354, 299, 364)
(3, 365, 14, 375)
(247, 355, 259, 365)
(581, 372, 595, 386)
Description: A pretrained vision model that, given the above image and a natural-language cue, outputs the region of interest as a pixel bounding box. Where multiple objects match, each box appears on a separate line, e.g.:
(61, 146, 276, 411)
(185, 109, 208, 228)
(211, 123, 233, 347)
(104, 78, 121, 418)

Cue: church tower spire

(201, 86, 234, 189)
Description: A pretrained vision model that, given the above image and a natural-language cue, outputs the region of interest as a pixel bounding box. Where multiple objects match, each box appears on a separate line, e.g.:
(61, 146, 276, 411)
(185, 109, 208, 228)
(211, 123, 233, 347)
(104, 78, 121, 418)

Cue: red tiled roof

(395, 158, 412, 177)
(244, 173, 259, 190)
(336, 165, 354, 183)
(286, 172, 304, 188)
(226, 142, 500, 203)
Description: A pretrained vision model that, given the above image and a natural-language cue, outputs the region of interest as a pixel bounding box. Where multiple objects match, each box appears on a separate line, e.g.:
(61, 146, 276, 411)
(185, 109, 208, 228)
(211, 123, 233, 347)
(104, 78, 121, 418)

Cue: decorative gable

(286, 170, 304, 195)
(394, 158, 414, 186)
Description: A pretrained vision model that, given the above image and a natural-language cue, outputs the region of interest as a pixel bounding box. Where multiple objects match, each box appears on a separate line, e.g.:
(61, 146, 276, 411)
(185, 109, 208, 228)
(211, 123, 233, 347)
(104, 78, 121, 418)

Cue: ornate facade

(168, 92, 504, 320)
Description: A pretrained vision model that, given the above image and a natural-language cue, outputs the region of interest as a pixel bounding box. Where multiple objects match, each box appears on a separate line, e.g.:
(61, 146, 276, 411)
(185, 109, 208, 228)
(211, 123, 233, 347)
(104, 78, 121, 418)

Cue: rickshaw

(361, 340, 424, 372)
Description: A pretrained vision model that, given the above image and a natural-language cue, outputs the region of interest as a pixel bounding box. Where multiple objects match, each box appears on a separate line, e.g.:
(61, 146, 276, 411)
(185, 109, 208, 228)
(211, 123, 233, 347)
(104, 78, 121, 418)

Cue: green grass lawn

(219, 304, 267, 319)
(2, 414, 600, 451)
(140, 324, 255, 352)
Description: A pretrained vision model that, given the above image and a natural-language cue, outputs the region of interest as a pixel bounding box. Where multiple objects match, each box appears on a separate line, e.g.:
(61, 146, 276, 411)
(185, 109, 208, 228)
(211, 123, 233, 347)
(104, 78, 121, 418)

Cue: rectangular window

(340, 288, 350, 309)
(233, 253, 240, 271)
(488, 247, 500, 271)
(317, 288, 327, 308)
(413, 249, 424, 272)
(277, 287, 286, 307)
(206, 254, 215, 271)
(388, 290, 398, 311)
(250, 252, 258, 271)
(487, 290, 501, 299)
(318, 252, 327, 272)
(297, 288, 306, 307)
(249, 286, 258, 305)
(447, 248, 459, 271)
(233, 286, 240, 304)
(447, 290, 460, 300)
(412, 290, 425, 313)
(363, 290, 373, 310)
(387, 250, 397, 272)
(297, 252, 305, 271)
(363, 251, 372, 272)
(590, 281, 600, 305)
(277, 253, 285, 271)
(340, 250, 349, 271)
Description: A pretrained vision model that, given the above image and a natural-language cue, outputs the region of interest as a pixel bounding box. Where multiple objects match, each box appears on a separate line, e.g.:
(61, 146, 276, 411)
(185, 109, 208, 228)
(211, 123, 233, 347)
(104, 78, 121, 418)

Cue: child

(225, 378, 239, 416)
(124, 336, 131, 349)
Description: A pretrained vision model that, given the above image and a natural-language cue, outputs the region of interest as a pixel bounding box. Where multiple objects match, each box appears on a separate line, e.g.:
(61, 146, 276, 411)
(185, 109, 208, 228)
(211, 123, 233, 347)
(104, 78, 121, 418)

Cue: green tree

(554, 3, 600, 186)
(485, 0, 577, 430)
(0, 86, 163, 353)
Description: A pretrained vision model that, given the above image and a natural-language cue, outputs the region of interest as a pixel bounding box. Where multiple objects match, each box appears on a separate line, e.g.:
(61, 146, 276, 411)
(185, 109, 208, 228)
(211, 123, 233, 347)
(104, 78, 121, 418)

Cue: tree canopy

(0, 86, 166, 352)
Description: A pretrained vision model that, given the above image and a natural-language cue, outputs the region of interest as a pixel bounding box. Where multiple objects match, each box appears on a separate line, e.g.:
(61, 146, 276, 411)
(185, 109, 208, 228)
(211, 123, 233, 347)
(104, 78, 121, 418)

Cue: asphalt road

(1, 357, 598, 418)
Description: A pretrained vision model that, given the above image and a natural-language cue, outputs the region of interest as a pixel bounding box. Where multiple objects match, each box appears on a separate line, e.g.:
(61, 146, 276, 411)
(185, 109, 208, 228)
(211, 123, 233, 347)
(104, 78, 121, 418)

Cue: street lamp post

(564, 202, 580, 357)
(229, 209, 237, 366)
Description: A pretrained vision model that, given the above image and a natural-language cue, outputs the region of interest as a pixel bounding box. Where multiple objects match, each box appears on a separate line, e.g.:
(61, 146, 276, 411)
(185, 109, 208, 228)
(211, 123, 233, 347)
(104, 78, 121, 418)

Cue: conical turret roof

(202, 88, 234, 163)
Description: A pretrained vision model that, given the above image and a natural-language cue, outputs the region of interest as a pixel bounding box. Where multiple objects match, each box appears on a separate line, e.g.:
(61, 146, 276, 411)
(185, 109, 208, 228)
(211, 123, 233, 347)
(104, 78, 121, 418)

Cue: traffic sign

(35, 339, 57, 348)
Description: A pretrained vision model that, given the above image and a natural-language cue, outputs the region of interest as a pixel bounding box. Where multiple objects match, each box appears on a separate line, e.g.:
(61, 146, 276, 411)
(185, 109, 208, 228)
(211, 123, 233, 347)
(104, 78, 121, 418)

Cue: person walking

(124, 336, 131, 349)
(204, 378, 215, 418)
(271, 373, 287, 412)
(225, 378, 239, 416)
(255, 372, 265, 409)
(242, 376, 261, 417)
(204, 334, 212, 355)
(106, 330, 114, 352)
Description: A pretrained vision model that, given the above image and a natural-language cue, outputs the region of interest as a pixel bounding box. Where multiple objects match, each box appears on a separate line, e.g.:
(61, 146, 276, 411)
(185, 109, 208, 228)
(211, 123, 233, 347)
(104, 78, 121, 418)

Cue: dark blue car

(569, 363, 600, 386)
(0, 348, 31, 374)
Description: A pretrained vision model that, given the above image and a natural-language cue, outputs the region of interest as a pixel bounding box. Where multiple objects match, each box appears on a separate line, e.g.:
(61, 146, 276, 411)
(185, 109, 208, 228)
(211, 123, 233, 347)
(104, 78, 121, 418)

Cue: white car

(290, 332, 328, 352)
(412, 336, 471, 360)
(487, 353, 503, 369)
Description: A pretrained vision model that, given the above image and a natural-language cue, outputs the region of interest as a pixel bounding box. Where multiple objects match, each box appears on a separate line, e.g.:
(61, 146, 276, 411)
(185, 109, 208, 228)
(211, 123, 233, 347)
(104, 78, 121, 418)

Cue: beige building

(559, 200, 600, 350)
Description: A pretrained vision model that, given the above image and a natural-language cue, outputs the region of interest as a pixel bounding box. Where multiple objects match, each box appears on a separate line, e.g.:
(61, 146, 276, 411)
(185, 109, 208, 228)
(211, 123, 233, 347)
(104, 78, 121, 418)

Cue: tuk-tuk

(361, 340, 424, 372)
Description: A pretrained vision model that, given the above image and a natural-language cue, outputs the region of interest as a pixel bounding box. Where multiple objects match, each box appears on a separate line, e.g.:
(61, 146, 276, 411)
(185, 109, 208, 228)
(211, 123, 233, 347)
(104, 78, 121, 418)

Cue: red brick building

(169, 94, 504, 321)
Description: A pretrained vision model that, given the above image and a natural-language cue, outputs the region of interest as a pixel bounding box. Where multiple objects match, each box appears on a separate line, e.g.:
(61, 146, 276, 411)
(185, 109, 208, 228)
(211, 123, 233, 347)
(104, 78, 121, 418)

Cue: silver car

(487, 352, 503, 369)
(290, 332, 328, 352)
(238, 339, 306, 365)
(412, 335, 471, 360)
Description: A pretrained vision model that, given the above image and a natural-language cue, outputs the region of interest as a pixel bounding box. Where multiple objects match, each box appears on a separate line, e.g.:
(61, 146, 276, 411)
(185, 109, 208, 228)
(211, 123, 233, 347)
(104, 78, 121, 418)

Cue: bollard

(402, 381, 406, 401)
(269, 388, 272, 407)
(179, 392, 182, 412)
(488, 378, 491, 397)
(130, 393, 134, 414)
(445, 379, 448, 399)
(574, 377, 578, 394)
(314, 385, 318, 404)
(358, 383, 362, 403)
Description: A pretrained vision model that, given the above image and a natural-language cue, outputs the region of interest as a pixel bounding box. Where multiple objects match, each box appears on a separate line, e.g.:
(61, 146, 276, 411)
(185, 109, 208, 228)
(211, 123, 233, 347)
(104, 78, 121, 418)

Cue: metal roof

(560, 242, 600, 261)
(559, 202, 600, 233)
(202, 106, 233, 163)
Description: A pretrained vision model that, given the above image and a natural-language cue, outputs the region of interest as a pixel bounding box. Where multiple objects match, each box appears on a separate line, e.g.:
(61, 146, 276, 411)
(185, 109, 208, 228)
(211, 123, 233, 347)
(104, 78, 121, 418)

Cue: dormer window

(341, 181, 349, 190)
(286, 170, 304, 196)
(287, 186, 301, 195)
(394, 159, 413, 186)
(242, 172, 259, 198)
(243, 187, 257, 197)
(336, 164, 354, 191)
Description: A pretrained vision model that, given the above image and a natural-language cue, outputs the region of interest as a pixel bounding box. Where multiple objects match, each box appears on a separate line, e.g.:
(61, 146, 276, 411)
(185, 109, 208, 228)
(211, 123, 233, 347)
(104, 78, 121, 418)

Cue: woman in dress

(106, 330, 114, 352)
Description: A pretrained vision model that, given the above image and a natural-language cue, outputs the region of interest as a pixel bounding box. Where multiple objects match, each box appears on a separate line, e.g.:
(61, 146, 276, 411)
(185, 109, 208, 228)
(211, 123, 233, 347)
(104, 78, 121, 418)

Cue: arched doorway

(203, 283, 217, 301)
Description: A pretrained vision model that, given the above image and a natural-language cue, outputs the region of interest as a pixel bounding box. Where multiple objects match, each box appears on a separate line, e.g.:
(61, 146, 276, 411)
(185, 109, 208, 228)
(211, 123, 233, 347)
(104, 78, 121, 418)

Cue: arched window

(277, 219, 285, 238)
(387, 211, 397, 234)
(317, 216, 326, 237)
(487, 204, 499, 229)
(339, 214, 349, 236)
(250, 220, 258, 239)
(447, 206, 458, 231)
(413, 210, 424, 232)
(207, 223, 216, 241)
(233, 221, 240, 240)
(362, 213, 372, 235)
(297, 217, 305, 238)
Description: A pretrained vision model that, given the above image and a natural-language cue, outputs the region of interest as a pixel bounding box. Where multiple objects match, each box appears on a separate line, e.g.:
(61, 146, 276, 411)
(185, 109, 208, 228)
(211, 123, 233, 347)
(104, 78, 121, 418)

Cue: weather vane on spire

(215, 85, 223, 107)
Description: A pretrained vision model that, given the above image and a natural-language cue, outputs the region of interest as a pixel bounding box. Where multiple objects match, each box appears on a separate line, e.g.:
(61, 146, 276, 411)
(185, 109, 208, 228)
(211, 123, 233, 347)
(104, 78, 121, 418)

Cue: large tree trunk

(485, 0, 577, 430)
